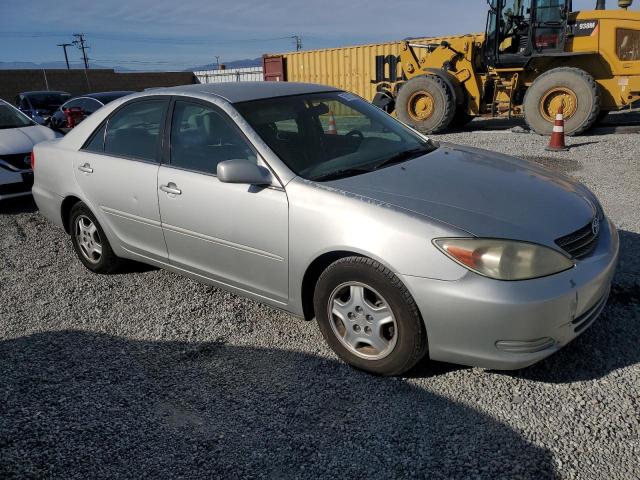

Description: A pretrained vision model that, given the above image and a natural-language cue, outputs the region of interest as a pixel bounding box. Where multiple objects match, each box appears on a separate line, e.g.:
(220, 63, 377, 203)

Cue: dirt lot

(1, 114, 639, 479)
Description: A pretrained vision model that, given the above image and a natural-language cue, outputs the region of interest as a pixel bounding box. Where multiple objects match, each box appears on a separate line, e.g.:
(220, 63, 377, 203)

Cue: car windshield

(0, 103, 35, 129)
(28, 93, 71, 109)
(235, 91, 437, 181)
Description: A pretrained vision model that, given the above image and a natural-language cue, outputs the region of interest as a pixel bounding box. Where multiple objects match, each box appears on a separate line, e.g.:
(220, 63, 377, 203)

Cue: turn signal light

(30, 151, 35, 170)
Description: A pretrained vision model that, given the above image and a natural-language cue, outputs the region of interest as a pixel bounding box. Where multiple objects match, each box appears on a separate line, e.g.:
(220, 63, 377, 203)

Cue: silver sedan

(32, 82, 618, 375)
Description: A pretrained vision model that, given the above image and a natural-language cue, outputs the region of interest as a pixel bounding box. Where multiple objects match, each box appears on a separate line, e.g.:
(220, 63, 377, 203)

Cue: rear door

(73, 97, 170, 261)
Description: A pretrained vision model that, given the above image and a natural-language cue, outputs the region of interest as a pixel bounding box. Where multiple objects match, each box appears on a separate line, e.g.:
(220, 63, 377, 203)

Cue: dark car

(15, 91, 72, 125)
(50, 91, 135, 130)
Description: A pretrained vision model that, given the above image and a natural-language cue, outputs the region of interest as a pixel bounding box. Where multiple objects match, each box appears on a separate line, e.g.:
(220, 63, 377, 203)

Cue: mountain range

(0, 58, 262, 72)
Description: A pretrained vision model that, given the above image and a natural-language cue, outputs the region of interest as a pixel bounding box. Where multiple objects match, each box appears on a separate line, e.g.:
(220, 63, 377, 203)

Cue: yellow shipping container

(265, 38, 432, 103)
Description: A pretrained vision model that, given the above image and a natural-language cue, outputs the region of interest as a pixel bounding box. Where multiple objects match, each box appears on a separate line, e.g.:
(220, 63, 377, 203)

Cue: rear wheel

(396, 75, 456, 134)
(313, 256, 428, 376)
(523, 67, 600, 136)
(69, 202, 123, 274)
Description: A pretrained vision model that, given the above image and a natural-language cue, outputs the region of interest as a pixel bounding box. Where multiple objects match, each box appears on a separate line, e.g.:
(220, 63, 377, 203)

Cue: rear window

(617, 29, 640, 61)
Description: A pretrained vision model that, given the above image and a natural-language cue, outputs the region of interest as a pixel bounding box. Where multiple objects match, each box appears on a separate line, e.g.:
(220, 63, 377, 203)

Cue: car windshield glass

(0, 103, 35, 129)
(235, 91, 437, 181)
(28, 93, 71, 109)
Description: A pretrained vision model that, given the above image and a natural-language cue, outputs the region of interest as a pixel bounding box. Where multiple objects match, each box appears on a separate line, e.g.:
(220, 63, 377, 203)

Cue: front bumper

(0, 167, 33, 201)
(402, 218, 619, 370)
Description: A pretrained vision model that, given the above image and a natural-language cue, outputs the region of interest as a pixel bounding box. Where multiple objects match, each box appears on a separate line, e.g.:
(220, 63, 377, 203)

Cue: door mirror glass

(217, 159, 272, 185)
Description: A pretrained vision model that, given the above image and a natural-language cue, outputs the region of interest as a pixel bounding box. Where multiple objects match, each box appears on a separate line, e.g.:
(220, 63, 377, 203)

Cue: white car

(0, 100, 59, 200)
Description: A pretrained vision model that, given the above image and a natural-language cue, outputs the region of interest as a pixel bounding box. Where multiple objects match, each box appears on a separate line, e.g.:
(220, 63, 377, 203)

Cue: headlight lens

(433, 238, 574, 280)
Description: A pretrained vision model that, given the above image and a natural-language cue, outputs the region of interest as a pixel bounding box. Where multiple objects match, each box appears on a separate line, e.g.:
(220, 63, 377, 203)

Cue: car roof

(148, 82, 340, 103)
(21, 91, 70, 96)
(84, 91, 135, 100)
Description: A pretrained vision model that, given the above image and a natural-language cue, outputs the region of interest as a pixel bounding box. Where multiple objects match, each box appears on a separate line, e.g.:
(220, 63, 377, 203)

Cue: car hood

(327, 143, 597, 246)
(0, 125, 58, 155)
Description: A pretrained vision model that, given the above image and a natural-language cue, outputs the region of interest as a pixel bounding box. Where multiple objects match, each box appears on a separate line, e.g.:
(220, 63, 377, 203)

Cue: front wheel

(313, 256, 428, 376)
(523, 67, 600, 136)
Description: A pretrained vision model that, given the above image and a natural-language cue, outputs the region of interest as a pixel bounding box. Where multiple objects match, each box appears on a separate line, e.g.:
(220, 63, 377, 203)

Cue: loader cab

(484, 0, 571, 68)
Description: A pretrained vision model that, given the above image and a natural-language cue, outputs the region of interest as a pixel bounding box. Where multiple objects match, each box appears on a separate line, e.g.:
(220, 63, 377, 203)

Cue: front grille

(0, 152, 32, 170)
(555, 220, 599, 259)
(572, 289, 609, 333)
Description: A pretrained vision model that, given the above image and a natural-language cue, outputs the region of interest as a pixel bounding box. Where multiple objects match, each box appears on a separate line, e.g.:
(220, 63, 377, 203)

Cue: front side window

(617, 29, 640, 61)
(235, 91, 437, 181)
(0, 103, 35, 129)
(104, 99, 168, 162)
(170, 100, 256, 175)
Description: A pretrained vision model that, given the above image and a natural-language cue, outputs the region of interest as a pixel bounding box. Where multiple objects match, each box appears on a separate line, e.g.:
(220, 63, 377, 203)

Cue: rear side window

(84, 123, 106, 153)
(104, 99, 168, 162)
(617, 29, 640, 61)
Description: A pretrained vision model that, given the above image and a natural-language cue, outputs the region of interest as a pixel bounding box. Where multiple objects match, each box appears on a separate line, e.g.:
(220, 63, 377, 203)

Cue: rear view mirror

(217, 159, 273, 186)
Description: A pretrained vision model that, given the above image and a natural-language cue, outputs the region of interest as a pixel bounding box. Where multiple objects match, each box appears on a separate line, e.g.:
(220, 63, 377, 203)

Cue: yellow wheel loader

(384, 0, 640, 135)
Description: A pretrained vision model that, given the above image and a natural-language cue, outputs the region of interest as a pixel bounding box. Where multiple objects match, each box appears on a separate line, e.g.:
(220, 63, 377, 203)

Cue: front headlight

(433, 238, 574, 281)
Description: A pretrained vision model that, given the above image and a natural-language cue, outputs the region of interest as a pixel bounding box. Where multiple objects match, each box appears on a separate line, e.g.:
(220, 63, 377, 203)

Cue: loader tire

(451, 107, 475, 129)
(396, 75, 456, 134)
(523, 67, 600, 136)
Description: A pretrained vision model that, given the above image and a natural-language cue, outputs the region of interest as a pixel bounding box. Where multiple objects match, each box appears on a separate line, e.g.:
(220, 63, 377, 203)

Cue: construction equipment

(265, 0, 640, 135)
(393, 0, 640, 135)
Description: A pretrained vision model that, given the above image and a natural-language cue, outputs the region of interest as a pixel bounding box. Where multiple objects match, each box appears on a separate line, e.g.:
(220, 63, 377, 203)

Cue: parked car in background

(50, 91, 135, 130)
(32, 82, 618, 376)
(15, 91, 71, 125)
(0, 100, 58, 200)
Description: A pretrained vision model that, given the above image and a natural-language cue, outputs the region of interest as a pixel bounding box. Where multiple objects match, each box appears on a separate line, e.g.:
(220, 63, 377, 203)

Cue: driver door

(531, 0, 569, 54)
(157, 98, 289, 303)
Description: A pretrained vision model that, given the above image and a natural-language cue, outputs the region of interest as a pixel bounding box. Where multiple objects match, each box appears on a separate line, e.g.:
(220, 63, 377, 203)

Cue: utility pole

(57, 43, 73, 69)
(215, 55, 220, 69)
(72, 33, 90, 69)
(292, 35, 302, 51)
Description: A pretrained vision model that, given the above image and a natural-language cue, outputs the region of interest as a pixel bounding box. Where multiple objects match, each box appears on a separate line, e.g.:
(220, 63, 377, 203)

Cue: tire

(313, 256, 428, 376)
(451, 107, 474, 129)
(396, 75, 456, 134)
(596, 110, 610, 124)
(523, 67, 600, 136)
(69, 202, 123, 274)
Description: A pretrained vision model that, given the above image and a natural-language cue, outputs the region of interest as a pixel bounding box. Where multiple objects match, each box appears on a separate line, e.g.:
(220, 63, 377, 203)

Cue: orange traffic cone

(546, 103, 569, 151)
(327, 111, 337, 135)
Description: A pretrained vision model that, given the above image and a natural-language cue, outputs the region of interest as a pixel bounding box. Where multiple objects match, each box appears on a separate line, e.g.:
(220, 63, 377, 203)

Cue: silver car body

(1, 100, 58, 200)
(32, 83, 618, 370)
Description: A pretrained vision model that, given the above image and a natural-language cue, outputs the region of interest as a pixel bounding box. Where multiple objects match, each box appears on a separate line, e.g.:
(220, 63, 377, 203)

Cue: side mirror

(217, 159, 273, 186)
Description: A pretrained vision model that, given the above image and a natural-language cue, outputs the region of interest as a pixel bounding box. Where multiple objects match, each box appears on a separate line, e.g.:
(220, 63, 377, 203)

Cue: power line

(0, 31, 298, 46)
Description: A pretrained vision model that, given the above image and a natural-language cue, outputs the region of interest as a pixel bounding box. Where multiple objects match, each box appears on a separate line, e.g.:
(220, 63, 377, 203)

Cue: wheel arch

(61, 195, 83, 234)
(301, 249, 407, 321)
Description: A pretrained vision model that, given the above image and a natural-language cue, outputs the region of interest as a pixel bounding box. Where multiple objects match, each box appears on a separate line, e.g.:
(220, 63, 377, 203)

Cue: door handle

(160, 183, 182, 195)
(78, 163, 93, 174)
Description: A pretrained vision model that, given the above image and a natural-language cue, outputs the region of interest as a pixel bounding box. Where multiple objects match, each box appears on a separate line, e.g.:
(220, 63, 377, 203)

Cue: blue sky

(0, 0, 637, 70)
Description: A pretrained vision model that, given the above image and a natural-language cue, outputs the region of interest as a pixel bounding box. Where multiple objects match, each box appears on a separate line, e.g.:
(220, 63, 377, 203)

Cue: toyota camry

(31, 82, 618, 375)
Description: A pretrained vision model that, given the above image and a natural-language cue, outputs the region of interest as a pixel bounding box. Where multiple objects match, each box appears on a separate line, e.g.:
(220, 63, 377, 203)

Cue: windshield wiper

(373, 145, 433, 170)
(311, 166, 374, 182)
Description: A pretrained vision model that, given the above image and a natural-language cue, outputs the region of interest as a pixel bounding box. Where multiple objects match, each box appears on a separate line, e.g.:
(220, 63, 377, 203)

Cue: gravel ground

(1, 114, 639, 479)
